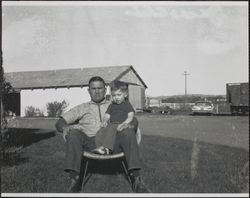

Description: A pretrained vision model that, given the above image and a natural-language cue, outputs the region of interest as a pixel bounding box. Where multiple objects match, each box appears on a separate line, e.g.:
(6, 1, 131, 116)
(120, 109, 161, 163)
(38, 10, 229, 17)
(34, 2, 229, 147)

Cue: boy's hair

(110, 80, 128, 92)
(88, 76, 106, 87)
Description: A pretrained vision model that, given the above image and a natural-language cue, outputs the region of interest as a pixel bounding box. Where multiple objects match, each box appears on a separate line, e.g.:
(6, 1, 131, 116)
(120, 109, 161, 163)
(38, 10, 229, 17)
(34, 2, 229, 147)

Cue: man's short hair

(110, 80, 128, 92)
(88, 76, 106, 86)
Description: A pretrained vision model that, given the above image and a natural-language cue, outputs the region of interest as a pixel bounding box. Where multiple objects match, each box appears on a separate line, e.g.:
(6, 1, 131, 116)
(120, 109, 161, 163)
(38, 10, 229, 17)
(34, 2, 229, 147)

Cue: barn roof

(5, 65, 147, 90)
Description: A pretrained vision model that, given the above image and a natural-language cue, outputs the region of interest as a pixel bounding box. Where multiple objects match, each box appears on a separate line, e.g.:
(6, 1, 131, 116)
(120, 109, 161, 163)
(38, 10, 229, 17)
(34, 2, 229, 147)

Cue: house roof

(4, 65, 147, 90)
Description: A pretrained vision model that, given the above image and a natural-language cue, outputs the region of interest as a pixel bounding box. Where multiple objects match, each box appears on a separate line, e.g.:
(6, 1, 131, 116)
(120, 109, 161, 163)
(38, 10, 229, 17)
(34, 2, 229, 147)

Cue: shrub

(1, 68, 14, 132)
(1, 66, 23, 156)
(25, 106, 44, 117)
(46, 100, 69, 117)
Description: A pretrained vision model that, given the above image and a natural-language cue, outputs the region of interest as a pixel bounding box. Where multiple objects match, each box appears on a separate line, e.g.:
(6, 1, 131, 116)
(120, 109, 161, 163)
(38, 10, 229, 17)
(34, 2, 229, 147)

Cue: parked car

(191, 101, 214, 115)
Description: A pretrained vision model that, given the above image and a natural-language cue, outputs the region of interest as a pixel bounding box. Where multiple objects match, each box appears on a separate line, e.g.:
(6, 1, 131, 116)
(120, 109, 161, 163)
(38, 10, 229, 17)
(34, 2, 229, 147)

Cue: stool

(78, 128, 142, 191)
(78, 151, 132, 190)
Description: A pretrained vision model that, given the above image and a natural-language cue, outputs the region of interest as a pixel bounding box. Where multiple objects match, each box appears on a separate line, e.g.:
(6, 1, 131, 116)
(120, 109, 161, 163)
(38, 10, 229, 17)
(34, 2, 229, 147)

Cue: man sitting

(55, 76, 150, 193)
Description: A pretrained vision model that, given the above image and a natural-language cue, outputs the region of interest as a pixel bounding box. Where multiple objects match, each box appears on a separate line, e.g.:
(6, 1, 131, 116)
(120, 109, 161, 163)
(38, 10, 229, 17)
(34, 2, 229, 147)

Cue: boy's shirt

(106, 101, 135, 123)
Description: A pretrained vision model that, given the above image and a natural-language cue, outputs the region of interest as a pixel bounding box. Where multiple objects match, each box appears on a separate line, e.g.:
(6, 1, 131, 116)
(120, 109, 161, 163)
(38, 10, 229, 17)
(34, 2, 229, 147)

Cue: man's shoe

(68, 175, 81, 193)
(131, 176, 151, 193)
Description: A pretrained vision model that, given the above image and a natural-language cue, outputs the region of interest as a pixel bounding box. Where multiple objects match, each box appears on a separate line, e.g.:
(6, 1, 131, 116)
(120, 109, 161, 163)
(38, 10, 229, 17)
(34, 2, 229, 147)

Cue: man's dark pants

(64, 128, 141, 174)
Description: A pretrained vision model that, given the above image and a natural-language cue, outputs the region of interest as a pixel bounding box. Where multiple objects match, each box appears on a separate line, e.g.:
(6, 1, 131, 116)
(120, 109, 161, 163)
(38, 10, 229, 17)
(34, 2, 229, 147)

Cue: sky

(2, 1, 249, 97)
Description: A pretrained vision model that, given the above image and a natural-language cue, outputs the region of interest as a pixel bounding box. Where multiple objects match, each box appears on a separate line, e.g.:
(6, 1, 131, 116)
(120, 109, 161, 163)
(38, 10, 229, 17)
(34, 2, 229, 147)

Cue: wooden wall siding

(119, 70, 145, 88)
(128, 85, 145, 110)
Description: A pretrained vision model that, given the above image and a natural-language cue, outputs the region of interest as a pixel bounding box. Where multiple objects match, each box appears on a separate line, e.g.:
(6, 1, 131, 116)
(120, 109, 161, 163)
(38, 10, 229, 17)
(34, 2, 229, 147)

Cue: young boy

(92, 81, 136, 155)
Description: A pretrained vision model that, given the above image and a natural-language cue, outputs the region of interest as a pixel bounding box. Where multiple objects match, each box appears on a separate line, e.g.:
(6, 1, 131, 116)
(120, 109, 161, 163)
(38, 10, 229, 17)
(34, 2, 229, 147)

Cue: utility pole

(182, 71, 190, 109)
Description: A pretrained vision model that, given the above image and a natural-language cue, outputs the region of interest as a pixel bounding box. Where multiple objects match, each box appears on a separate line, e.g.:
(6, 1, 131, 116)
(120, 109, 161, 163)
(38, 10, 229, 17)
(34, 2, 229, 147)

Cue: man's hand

(117, 123, 129, 132)
(62, 126, 71, 141)
(101, 121, 108, 128)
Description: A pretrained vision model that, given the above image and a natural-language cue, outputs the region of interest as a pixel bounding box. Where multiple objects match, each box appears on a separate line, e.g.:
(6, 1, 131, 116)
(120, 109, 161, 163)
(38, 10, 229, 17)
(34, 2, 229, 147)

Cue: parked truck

(226, 82, 249, 115)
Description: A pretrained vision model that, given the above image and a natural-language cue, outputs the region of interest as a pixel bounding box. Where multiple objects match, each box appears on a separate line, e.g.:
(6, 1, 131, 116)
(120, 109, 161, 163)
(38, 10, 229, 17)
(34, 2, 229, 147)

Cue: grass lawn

(1, 115, 249, 193)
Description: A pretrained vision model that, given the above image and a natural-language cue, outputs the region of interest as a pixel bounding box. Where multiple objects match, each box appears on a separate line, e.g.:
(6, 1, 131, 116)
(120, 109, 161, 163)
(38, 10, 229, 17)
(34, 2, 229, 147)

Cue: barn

(4, 65, 147, 117)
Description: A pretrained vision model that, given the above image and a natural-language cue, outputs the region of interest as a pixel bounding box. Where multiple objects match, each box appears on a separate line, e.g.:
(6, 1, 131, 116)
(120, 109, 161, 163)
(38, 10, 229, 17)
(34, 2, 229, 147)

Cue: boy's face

(111, 89, 127, 104)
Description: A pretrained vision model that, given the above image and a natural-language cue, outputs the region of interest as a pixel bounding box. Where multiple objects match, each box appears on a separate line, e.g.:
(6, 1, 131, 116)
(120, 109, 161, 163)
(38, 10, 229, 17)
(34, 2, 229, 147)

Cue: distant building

(146, 97, 194, 110)
(161, 103, 181, 109)
(161, 102, 195, 110)
(148, 98, 161, 107)
(4, 65, 147, 116)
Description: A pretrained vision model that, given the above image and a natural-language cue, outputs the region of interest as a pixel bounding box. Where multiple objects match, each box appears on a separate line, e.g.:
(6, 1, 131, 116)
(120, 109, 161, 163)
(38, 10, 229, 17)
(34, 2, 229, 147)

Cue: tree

(25, 106, 44, 117)
(1, 66, 22, 156)
(1, 66, 14, 134)
(46, 100, 69, 117)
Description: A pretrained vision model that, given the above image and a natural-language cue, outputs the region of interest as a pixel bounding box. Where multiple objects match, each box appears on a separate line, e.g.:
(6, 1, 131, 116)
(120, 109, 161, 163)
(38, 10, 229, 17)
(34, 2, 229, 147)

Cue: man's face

(88, 81, 106, 103)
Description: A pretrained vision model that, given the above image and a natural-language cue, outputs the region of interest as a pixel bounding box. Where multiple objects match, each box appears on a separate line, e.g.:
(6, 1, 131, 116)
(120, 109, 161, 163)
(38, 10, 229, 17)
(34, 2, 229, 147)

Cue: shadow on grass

(79, 157, 131, 189)
(1, 128, 56, 167)
(3, 128, 56, 148)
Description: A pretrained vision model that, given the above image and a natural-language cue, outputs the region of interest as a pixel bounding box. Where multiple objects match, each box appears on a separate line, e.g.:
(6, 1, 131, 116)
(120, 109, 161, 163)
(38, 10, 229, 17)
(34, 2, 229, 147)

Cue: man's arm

(130, 116, 138, 130)
(55, 117, 68, 132)
(55, 117, 72, 141)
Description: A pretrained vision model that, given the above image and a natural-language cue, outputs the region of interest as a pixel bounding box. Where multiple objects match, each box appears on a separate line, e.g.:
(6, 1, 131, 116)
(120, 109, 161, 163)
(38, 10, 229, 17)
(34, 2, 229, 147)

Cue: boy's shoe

(104, 148, 113, 155)
(92, 147, 111, 155)
(92, 147, 106, 155)
(68, 175, 81, 193)
(131, 176, 151, 193)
